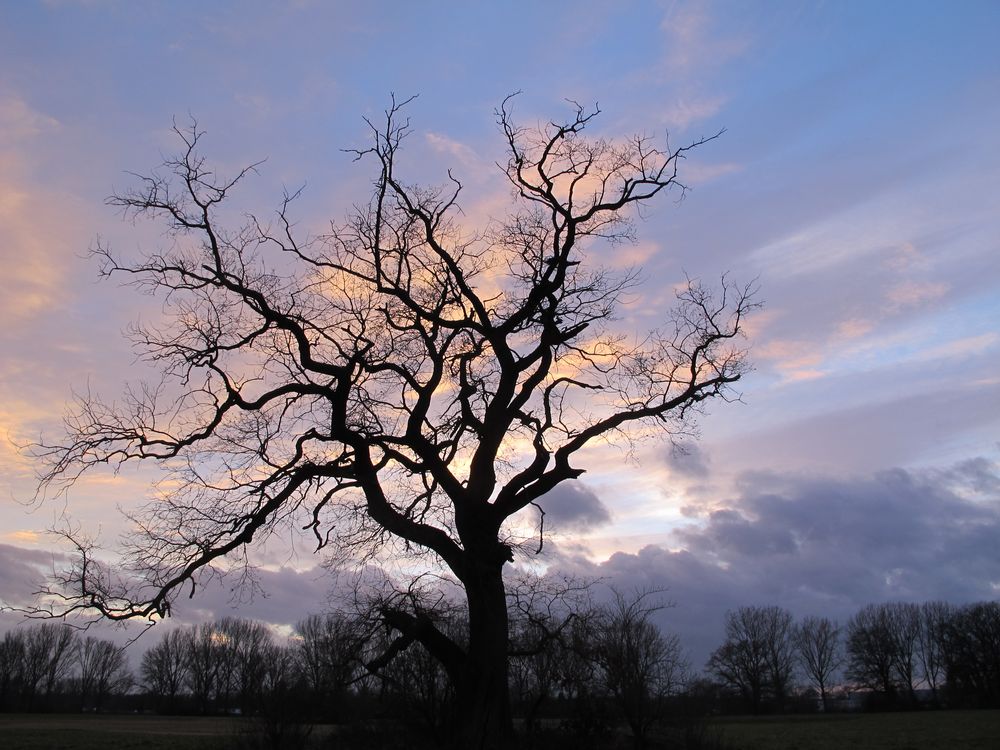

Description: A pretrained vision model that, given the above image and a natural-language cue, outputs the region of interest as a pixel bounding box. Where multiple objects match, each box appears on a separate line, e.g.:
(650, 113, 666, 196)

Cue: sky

(1, 0, 998, 666)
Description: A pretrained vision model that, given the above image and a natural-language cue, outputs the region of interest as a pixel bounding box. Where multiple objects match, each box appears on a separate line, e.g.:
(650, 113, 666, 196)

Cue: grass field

(0, 710, 997, 749)
(711, 710, 1000, 750)
(0, 714, 240, 750)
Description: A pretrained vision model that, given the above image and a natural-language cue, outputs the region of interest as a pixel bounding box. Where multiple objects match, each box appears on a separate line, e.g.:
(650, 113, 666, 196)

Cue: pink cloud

(885, 279, 949, 311)
(834, 317, 875, 341)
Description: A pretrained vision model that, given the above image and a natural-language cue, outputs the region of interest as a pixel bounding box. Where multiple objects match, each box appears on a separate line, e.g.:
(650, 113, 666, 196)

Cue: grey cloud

(165, 564, 337, 629)
(537, 481, 612, 532)
(713, 380, 1000, 476)
(542, 458, 1000, 667)
(0, 542, 337, 635)
(664, 441, 711, 480)
(0, 543, 68, 607)
(679, 460, 1000, 608)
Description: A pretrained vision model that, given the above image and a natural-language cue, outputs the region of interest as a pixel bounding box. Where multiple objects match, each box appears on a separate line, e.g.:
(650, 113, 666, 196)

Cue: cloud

(885, 279, 949, 311)
(425, 132, 482, 170)
(0, 540, 336, 633)
(753, 337, 826, 383)
(607, 240, 660, 270)
(659, 2, 749, 75)
(678, 460, 1000, 607)
(0, 97, 59, 142)
(662, 95, 726, 130)
(679, 159, 742, 186)
(537, 481, 612, 532)
(713, 379, 1000, 476)
(910, 332, 1000, 364)
(4, 530, 41, 544)
(0, 543, 69, 608)
(664, 441, 710, 481)
(541, 456, 1000, 666)
(0, 95, 81, 325)
(0, 184, 72, 322)
(834, 317, 875, 341)
(168, 563, 338, 628)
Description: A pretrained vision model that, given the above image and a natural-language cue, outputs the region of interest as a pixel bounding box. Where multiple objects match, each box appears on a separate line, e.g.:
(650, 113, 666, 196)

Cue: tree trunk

(454, 563, 514, 749)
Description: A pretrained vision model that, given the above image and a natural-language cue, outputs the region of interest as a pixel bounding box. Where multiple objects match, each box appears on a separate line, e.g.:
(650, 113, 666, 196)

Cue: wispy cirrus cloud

(659, 1, 750, 75)
(0, 96, 59, 140)
(0, 96, 74, 323)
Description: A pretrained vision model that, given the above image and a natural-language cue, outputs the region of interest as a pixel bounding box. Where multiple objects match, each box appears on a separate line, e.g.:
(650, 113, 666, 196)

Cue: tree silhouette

(36, 96, 754, 747)
(708, 605, 795, 713)
(596, 590, 687, 749)
(795, 615, 842, 711)
(846, 602, 921, 705)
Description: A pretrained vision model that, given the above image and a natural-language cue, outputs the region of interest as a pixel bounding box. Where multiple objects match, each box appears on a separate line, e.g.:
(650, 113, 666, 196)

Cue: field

(0, 714, 240, 750)
(0, 710, 998, 749)
(710, 710, 1000, 750)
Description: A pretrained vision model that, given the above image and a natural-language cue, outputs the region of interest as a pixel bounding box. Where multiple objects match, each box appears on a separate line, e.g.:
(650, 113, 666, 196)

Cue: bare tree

(140, 627, 188, 712)
(846, 603, 898, 700)
(795, 616, 842, 711)
(35, 96, 753, 747)
(917, 601, 949, 703)
(707, 606, 795, 713)
(506, 573, 596, 733)
(76, 636, 131, 711)
(294, 612, 365, 719)
(183, 622, 224, 714)
(20, 623, 77, 710)
(888, 603, 921, 704)
(941, 601, 1000, 707)
(551, 603, 608, 735)
(215, 617, 275, 714)
(367, 607, 463, 740)
(0, 631, 25, 710)
(847, 602, 922, 705)
(596, 590, 687, 749)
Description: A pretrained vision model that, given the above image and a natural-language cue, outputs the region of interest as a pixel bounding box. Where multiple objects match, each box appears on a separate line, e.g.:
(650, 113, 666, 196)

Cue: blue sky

(1, 1, 998, 661)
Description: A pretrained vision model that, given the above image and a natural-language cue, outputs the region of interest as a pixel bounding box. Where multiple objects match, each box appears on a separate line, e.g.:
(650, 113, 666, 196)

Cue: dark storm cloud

(537, 481, 612, 532)
(0, 544, 75, 636)
(0, 543, 68, 606)
(545, 458, 1000, 666)
(678, 461, 1000, 605)
(160, 564, 338, 629)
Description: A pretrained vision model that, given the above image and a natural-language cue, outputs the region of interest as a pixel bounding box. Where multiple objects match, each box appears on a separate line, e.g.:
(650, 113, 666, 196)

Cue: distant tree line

(0, 623, 131, 712)
(706, 601, 1000, 713)
(1, 597, 997, 744)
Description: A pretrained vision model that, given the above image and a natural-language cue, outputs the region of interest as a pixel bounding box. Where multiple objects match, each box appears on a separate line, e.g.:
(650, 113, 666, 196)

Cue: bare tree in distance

(294, 612, 365, 720)
(597, 589, 687, 749)
(795, 615, 842, 712)
(708, 605, 795, 714)
(845, 602, 921, 704)
(888, 603, 921, 704)
(506, 572, 598, 733)
(0, 631, 25, 710)
(20, 623, 77, 711)
(917, 601, 950, 704)
(941, 601, 1000, 707)
(184, 622, 223, 714)
(33, 95, 755, 747)
(75, 636, 132, 711)
(140, 627, 187, 712)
